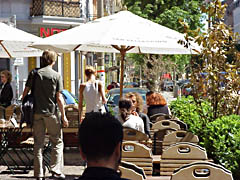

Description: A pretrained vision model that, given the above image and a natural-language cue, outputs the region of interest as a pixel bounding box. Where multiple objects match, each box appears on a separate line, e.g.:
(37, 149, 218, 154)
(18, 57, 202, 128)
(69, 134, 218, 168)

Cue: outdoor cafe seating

(0, 103, 80, 174)
(160, 142, 209, 176)
(170, 161, 233, 180)
(121, 141, 153, 176)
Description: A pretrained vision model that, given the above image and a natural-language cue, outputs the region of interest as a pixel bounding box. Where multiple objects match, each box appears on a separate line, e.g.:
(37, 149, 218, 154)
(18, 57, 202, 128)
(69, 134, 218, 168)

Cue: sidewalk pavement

(0, 165, 85, 180)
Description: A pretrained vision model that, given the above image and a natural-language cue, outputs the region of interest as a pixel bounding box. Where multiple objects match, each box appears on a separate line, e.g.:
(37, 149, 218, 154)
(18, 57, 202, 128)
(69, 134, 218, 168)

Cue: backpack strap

(30, 68, 38, 96)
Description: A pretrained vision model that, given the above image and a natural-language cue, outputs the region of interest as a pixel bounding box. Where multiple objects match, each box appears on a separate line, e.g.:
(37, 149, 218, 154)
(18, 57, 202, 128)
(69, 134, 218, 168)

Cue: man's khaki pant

(33, 113, 64, 178)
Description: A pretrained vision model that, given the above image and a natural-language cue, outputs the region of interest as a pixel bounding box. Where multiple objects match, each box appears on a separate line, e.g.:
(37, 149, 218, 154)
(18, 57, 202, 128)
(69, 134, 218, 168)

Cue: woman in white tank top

(78, 66, 106, 121)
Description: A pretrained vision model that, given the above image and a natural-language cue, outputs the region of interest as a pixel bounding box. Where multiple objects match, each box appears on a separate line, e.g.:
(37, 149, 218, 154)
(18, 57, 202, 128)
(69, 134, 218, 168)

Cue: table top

(0, 123, 20, 129)
(0, 123, 78, 133)
(21, 127, 78, 133)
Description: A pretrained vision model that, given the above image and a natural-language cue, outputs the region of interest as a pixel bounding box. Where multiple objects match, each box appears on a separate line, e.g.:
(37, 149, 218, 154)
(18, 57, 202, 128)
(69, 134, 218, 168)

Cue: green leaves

(181, 0, 240, 120)
(170, 97, 240, 179)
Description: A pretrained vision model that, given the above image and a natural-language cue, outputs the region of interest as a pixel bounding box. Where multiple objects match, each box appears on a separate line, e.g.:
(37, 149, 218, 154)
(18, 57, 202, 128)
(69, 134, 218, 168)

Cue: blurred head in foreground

(78, 112, 123, 170)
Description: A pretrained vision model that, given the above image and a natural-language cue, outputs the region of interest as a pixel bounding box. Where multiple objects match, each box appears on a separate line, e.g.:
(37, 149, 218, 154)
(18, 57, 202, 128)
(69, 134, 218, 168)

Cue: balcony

(30, 0, 82, 18)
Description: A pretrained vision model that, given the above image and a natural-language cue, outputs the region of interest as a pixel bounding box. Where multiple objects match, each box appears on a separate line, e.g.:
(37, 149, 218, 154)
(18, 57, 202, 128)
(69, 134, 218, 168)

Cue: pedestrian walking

(78, 66, 107, 121)
(22, 50, 69, 180)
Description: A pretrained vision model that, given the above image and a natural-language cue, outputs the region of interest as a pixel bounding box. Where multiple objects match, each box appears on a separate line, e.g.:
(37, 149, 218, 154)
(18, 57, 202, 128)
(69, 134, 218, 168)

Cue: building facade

(224, 0, 240, 35)
(0, 0, 122, 100)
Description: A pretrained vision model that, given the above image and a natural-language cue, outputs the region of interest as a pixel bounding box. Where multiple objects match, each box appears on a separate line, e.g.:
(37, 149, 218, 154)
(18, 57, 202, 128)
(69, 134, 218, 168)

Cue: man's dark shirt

(77, 167, 129, 180)
(26, 66, 63, 115)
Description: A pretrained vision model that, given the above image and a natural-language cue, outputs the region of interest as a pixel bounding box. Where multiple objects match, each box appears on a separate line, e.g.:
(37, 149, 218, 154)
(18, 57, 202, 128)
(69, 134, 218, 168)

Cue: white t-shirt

(123, 115, 145, 133)
(83, 81, 102, 113)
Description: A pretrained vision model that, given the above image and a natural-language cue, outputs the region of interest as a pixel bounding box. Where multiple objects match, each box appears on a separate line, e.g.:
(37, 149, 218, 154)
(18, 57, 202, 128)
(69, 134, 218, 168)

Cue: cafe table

(0, 122, 52, 174)
(0, 123, 25, 174)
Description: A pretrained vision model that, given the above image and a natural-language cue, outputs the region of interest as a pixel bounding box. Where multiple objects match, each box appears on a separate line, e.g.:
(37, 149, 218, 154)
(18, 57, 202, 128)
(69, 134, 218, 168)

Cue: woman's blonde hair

(1, 70, 12, 83)
(85, 66, 96, 78)
(125, 92, 143, 113)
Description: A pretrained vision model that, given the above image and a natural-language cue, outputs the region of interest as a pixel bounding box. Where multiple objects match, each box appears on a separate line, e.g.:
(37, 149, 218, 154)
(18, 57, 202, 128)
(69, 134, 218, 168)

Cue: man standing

(78, 112, 128, 180)
(22, 50, 68, 180)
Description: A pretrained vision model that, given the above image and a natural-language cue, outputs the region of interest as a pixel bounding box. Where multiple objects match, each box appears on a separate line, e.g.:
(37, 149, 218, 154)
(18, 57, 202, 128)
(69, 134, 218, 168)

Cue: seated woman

(118, 98, 145, 133)
(146, 91, 171, 119)
(125, 92, 151, 137)
(0, 70, 13, 108)
(0, 70, 13, 119)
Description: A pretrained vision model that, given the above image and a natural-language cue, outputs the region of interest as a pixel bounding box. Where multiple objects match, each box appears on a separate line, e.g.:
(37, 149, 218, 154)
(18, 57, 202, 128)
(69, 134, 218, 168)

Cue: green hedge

(169, 96, 212, 140)
(204, 115, 240, 178)
(170, 96, 240, 179)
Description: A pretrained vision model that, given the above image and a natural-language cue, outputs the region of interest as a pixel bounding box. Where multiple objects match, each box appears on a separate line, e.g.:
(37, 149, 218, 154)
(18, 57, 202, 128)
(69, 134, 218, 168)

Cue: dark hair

(78, 112, 123, 161)
(118, 98, 133, 120)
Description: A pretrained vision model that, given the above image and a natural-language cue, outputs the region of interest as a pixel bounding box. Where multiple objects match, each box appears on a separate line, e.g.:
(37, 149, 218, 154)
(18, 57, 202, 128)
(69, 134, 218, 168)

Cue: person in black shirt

(0, 70, 13, 108)
(78, 112, 128, 180)
(0, 70, 13, 119)
(146, 91, 171, 120)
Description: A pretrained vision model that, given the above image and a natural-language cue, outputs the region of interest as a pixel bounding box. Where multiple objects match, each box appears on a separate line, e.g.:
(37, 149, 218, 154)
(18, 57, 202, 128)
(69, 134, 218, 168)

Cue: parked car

(163, 81, 174, 91)
(106, 88, 148, 108)
(123, 82, 139, 88)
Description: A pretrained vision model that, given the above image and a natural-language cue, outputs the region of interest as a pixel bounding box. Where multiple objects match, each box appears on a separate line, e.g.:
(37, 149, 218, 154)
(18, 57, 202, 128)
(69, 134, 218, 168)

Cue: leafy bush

(169, 96, 212, 140)
(203, 115, 240, 179)
(170, 97, 240, 179)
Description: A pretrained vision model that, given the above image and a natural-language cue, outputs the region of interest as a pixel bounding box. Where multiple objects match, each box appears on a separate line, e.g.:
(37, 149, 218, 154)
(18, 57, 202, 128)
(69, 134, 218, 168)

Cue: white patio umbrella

(32, 11, 198, 97)
(0, 22, 42, 58)
(0, 22, 43, 99)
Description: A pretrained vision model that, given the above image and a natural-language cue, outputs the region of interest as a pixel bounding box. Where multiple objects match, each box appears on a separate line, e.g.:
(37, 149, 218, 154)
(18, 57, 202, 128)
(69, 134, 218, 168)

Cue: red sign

(40, 27, 67, 37)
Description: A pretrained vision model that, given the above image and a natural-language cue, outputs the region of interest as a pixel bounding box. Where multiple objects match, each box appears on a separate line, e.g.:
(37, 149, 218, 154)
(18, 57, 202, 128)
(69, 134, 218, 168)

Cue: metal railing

(30, 0, 82, 18)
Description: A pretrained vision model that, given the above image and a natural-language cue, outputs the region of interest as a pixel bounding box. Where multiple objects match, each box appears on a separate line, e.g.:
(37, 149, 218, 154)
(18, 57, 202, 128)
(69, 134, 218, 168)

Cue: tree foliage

(123, 0, 204, 91)
(181, 0, 240, 119)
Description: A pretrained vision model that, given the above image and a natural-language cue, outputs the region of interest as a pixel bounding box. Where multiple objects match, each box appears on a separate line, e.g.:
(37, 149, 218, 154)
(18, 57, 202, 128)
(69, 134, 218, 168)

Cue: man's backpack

(20, 69, 37, 128)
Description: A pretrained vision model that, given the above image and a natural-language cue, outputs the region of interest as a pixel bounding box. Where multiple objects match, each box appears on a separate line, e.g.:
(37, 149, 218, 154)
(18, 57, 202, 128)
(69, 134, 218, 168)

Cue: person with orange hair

(146, 91, 171, 119)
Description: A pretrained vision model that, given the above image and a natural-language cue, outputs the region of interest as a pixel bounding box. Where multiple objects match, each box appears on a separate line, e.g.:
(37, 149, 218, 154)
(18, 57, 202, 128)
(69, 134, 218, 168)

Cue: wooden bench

(122, 141, 153, 176)
(123, 127, 152, 148)
(120, 161, 146, 180)
(171, 161, 233, 180)
(162, 130, 199, 150)
(150, 113, 172, 123)
(160, 142, 208, 176)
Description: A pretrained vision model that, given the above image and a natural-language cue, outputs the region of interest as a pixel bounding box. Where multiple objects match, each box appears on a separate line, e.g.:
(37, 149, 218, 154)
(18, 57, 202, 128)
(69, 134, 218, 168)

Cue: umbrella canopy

(0, 22, 42, 58)
(32, 11, 197, 97)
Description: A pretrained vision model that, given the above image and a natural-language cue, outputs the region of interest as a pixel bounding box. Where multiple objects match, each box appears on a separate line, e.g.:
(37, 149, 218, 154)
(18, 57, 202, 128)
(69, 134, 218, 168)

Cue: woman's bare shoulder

(79, 84, 86, 91)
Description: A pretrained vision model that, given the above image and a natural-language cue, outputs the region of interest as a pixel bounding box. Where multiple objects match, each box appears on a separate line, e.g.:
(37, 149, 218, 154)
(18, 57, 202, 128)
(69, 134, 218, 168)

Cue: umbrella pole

(111, 45, 134, 98)
(120, 50, 126, 98)
(0, 41, 12, 58)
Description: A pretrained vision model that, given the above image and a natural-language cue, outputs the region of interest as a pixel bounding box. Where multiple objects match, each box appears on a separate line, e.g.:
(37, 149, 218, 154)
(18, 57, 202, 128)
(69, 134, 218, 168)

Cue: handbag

(20, 69, 37, 127)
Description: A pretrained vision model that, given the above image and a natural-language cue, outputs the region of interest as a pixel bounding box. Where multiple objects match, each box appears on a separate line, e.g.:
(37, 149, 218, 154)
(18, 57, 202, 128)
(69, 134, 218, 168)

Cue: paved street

(160, 91, 177, 105)
(0, 165, 85, 180)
